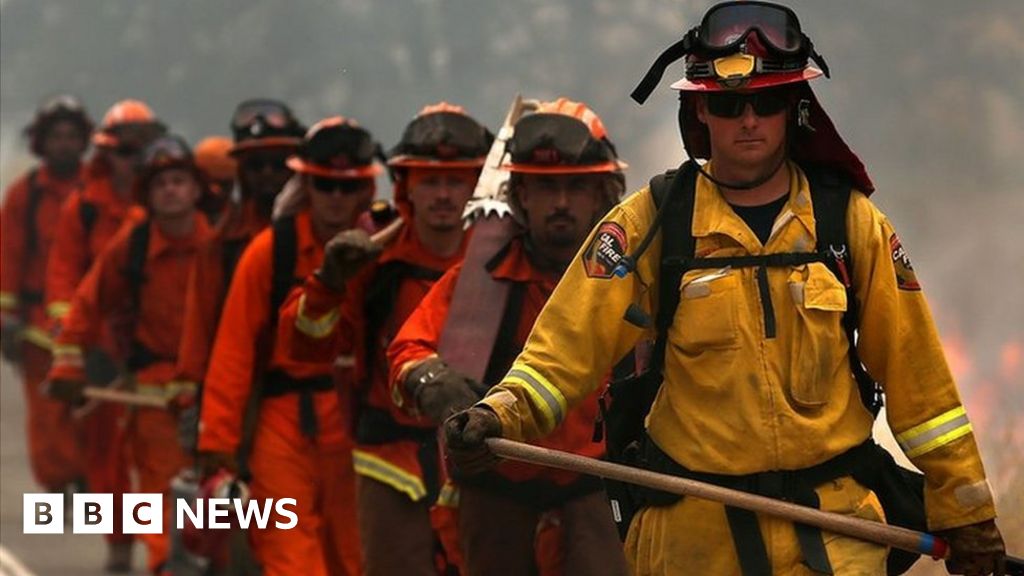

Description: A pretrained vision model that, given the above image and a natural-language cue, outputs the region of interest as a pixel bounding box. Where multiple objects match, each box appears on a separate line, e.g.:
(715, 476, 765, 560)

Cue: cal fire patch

(583, 222, 627, 279)
(889, 233, 921, 291)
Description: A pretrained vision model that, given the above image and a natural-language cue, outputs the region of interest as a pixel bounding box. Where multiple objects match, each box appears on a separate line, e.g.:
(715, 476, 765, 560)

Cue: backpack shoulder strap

(650, 161, 699, 377)
(804, 164, 883, 416)
(270, 216, 299, 319)
(78, 198, 99, 236)
(124, 219, 151, 289)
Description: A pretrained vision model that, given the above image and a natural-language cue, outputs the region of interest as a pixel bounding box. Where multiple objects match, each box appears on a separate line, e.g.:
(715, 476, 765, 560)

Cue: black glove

(936, 519, 1006, 575)
(315, 229, 382, 292)
(1, 316, 24, 364)
(45, 377, 86, 405)
(404, 357, 484, 424)
(443, 406, 502, 477)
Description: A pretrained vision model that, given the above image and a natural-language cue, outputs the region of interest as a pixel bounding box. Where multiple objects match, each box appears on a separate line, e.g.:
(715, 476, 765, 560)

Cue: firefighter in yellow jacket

(445, 2, 1006, 575)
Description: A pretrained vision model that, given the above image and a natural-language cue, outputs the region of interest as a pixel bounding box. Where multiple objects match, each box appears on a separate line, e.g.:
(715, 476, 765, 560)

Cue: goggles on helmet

(303, 125, 377, 168)
(390, 111, 492, 162)
(231, 99, 303, 141)
(142, 135, 193, 170)
(631, 1, 829, 104)
(698, 1, 803, 56)
(507, 113, 618, 170)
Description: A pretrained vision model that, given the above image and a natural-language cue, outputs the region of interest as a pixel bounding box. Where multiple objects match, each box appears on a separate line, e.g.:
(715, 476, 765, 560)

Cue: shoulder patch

(583, 222, 627, 279)
(889, 233, 920, 291)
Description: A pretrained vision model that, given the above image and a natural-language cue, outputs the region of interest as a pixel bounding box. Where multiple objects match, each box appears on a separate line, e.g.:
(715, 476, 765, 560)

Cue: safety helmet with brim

(388, 103, 494, 169)
(229, 99, 305, 156)
(286, 117, 383, 180)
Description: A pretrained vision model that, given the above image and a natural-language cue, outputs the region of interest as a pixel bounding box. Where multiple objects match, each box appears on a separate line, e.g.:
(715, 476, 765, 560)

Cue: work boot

(105, 541, 133, 573)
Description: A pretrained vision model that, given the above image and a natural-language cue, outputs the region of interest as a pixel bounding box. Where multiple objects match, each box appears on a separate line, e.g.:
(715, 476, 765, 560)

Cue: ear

(695, 95, 708, 125)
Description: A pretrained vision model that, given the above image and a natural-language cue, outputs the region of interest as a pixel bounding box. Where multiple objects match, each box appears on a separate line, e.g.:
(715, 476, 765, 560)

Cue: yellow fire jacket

(480, 161, 996, 531)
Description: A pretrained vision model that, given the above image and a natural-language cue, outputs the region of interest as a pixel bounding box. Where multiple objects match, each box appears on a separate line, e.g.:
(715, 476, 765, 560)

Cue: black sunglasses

(706, 89, 790, 118)
(241, 156, 288, 172)
(113, 144, 142, 157)
(311, 176, 370, 195)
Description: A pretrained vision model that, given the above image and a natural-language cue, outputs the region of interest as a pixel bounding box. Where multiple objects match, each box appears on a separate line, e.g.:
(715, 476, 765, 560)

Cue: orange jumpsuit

(45, 165, 145, 547)
(279, 223, 468, 575)
(48, 214, 211, 573)
(176, 200, 269, 385)
(387, 237, 622, 575)
(198, 210, 361, 576)
(0, 165, 84, 489)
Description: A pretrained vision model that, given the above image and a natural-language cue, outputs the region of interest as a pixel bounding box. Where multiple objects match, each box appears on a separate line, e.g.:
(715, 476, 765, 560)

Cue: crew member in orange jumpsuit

(44, 98, 164, 573)
(197, 117, 380, 576)
(47, 135, 213, 575)
(175, 100, 304, 439)
(278, 103, 492, 576)
(192, 135, 236, 221)
(1, 95, 92, 494)
(388, 99, 629, 576)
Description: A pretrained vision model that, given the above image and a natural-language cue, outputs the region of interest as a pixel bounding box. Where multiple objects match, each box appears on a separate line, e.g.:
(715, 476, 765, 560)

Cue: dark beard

(47, 157, 80, 178)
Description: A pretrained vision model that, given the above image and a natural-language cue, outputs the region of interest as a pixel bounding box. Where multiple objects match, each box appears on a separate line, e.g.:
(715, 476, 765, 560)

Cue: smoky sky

(2, 0, 1022, 358)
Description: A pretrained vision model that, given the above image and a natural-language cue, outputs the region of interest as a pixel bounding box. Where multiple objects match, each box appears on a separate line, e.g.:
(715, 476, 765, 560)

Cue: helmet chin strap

(691, 152, 787, 191)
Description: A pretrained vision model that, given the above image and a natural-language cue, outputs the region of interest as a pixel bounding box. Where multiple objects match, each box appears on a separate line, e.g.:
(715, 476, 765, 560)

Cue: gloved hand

(45, 377, 86, 405)
(196, 450, 238, 478)
(443, 406, 502, 477)
(936, 519, 1006, 575)
(315, 229, 382, 292)
(1, 315, 24, 364)
(404, 357, 484, 424)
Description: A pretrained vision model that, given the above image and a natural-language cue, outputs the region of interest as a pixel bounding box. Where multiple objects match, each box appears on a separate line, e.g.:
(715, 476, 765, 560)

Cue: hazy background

(1, 0, 1021, 572)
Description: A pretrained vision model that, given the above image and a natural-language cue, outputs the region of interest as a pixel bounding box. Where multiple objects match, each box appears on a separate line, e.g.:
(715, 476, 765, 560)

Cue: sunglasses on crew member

(706, 89, 790, 119)
(241, 156, 288, 172)
(311, 176, 370, 195)
(112, 144, 142, 157)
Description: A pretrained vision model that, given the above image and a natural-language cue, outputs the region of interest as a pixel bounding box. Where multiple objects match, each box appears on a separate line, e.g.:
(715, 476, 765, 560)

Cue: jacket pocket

(787, 262, 848, 407)
(672, 268, 740, 354)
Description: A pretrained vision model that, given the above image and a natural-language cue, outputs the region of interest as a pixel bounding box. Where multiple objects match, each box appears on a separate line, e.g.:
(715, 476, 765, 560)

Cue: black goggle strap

(806, 37, 831, 78)
(630, 30, 697, 104)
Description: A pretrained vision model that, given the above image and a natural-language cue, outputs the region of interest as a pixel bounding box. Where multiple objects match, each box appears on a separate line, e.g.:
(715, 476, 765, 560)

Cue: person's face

(696, 89, 788, 171)
(148, 168, 200, 219)
(306, 175, 374, 233)
(406, 168, 476, 232)
(238, 149, 293, 201)
(106, 142, 144, 182)
(516, 173, 606, 251)
(41, 120, 88, 175)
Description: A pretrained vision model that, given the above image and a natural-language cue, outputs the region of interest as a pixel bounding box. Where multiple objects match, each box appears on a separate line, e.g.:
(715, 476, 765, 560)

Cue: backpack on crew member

(596, 161, 927, 575)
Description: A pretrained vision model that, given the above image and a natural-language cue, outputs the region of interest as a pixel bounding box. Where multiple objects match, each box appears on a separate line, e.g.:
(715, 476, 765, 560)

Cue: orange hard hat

(502, 98, 627, 174)
(92, 99, 165, 148)
(387, 102, 493, 169)
(194, 136, 237, 182)
(286, 117, 383, 179)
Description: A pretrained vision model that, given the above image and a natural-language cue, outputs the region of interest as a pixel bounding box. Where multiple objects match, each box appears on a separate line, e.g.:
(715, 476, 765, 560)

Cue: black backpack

(597, 162, 926, 575)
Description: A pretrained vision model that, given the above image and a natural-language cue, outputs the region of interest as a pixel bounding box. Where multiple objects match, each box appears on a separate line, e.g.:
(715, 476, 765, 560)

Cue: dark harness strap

(638, 163, 894, 576)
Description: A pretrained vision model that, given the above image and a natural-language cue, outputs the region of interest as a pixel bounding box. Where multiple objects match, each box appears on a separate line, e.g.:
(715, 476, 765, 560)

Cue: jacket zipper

(756, 266, 776, 339)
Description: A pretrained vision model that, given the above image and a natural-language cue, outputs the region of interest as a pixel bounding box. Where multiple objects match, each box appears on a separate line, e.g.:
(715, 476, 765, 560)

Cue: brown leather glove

(195, 450, 238, 478)
(936, 519, 1006, 575)
(404, 357, 484, 424)
(315, 229, 382, 292)
(443, 406, 502, 477)
(45, 377, 86, 405)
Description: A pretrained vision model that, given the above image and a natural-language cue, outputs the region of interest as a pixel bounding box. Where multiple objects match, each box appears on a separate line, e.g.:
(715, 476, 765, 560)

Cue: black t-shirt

(729, 194, 789, 245)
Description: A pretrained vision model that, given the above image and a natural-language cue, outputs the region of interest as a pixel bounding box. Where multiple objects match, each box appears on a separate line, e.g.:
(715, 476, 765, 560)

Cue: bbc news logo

(23, 493, 298, 534)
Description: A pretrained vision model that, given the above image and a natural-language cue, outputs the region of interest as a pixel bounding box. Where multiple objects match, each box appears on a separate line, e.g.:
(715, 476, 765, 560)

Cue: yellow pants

(625, 476, 888, 576)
